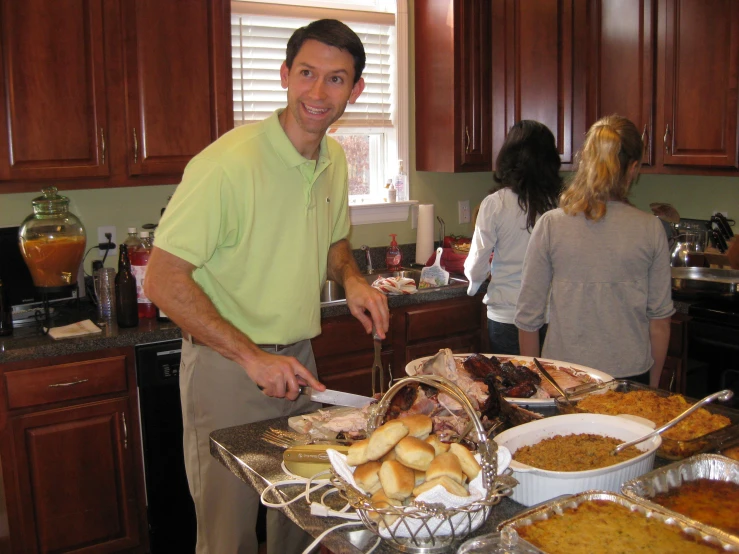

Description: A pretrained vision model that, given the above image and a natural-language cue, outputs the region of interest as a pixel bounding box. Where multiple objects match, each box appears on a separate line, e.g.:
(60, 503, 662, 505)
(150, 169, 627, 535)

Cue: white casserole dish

(494, 414, 661, 507)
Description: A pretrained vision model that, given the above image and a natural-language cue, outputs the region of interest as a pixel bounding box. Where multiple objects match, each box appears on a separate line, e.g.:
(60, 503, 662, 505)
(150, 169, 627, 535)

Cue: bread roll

(380, 449, 397, 463)
(346, 438, 370, 466)
(413, 475, 469, 497)
(413, 470, 426, 486)
(425, 434, 450, 456)
(449, 443, 481, 480)
(378, 460, 415, 500)
(368, 489, 401, 526)
(394, 436, 435, 471)
(398, 414, 433, 440)
(425, 452, 464, 484)
(354, 461, 382, 494)
(366, 420, 409, 461)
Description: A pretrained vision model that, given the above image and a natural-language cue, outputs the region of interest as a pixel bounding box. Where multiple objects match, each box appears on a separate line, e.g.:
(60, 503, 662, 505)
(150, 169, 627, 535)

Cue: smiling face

(279, 39, 364, 156)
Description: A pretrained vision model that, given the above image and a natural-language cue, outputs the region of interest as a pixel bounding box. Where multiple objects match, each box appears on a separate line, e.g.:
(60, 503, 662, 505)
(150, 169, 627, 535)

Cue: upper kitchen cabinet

(658, 0, 739, 170)
(588, 0, 739, 173)
(586, 0, 656, 166)
(415, 0, 492, 172)
(0, 0, 232, 192)
(0, 0, 110, 181)
(121, 0, 232, 177)
(492, 0, 588, 169)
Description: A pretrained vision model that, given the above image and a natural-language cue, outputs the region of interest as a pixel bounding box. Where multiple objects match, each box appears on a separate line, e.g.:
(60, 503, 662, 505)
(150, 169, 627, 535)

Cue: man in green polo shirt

(145, 19, 389, 554)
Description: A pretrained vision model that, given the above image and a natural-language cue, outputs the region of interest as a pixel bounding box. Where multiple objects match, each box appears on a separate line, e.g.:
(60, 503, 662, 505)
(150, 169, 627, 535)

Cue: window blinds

(231, 8, 394, 128)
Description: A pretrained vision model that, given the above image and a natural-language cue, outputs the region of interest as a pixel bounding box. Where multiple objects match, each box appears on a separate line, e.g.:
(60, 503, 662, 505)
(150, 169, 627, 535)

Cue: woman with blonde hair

(514, 115, 674, 386)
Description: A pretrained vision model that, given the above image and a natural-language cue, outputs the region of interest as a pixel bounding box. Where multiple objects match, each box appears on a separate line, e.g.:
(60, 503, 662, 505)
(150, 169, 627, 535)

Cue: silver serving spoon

(610, 389, 734, 456)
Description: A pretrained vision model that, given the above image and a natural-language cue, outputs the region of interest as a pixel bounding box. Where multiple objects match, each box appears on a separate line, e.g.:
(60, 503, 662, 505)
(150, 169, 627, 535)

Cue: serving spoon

(610, 389, 734, 456)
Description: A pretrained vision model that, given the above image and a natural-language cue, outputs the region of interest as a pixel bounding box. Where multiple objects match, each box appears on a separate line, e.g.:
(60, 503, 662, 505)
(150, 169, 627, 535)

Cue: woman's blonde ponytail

(561, 115, 643, 221)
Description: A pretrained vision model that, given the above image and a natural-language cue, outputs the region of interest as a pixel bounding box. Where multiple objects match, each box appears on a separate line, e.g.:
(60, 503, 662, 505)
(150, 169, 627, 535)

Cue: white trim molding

(349, 200, 417, 225)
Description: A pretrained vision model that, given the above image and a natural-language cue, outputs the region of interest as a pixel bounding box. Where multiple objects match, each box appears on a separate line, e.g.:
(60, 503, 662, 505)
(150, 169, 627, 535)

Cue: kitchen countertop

(210, 414, 527, 554)
(0, 276, 475, 364)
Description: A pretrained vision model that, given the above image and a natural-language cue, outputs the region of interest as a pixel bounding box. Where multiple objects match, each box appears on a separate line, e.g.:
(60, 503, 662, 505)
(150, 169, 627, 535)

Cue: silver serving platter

(621, 453, 739, 547)
(498, 490, 739, 552)
(672, 267, 739, 296)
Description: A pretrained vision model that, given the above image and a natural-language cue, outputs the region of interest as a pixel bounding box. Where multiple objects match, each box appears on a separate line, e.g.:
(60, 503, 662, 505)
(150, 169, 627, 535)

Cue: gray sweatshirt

(514, 201, 675, 378)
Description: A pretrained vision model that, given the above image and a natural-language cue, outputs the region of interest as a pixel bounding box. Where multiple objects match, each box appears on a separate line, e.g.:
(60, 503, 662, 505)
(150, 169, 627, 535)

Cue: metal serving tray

(621, 453, 739, 546)
(672, 267, 739, 297)
(498, 490, 739, 553)
(555, 380, 739, 460)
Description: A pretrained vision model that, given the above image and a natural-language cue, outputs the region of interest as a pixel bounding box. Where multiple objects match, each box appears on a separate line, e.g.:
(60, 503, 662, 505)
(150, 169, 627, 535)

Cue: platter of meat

(405, 349, 613, 406)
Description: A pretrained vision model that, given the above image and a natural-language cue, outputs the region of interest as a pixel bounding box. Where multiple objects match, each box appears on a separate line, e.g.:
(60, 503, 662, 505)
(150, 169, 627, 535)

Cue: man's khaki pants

(180, 338, 320, 554)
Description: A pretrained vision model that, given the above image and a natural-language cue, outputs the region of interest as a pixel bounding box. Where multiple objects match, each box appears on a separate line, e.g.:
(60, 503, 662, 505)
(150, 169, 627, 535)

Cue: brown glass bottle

(115, 244, 139, 328)
(0, 278, 12, 336)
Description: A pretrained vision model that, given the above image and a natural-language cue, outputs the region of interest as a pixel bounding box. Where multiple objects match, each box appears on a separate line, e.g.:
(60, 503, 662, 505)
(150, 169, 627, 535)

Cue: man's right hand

(245, 350, 326, 400)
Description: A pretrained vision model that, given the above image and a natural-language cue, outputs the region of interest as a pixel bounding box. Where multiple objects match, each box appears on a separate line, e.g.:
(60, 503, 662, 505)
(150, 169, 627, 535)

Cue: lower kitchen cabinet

(313, 295, 485, 396)
(0, 348, 147, 553)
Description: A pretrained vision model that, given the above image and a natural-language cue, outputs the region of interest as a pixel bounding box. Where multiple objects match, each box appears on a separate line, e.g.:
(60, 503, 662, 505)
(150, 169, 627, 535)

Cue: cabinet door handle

(133, 127, 139, 164)
(100, 127, 106, 164)
(464, 126, 470, 154)
(663, 124, 670, 154)
(641, 124, 649, 153)
(48, 378, 88, 388)
(121, 412, 128, 449)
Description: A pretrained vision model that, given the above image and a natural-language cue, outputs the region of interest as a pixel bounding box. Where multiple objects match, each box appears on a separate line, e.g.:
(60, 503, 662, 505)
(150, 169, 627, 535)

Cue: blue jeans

(488, 319, 547, 356)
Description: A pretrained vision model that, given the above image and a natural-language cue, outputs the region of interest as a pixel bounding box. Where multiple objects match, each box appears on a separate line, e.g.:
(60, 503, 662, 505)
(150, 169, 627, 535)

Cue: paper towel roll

(416, 204, 435, 264)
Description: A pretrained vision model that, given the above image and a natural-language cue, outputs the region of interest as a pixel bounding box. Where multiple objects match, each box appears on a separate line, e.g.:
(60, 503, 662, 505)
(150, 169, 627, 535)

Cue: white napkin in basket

(327, 446, 511, 539)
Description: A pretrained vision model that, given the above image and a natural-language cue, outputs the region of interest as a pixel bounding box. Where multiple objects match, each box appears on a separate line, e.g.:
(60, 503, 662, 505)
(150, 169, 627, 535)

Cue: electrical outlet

(97, 226, 117, 256)
(458, 200, 470, 224)
(713, 210, 729, 218)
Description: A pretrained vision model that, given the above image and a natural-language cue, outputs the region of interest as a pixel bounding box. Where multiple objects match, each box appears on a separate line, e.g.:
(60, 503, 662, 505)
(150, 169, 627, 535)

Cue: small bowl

(494, 413, 661, 506)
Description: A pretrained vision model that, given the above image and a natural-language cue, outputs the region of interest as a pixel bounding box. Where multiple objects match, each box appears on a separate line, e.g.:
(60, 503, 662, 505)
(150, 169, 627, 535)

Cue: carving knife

(299, 386, 374, 408)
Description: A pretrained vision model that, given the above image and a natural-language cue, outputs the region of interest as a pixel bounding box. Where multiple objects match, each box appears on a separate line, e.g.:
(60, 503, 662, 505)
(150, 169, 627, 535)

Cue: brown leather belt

(181, 330, 294, 352)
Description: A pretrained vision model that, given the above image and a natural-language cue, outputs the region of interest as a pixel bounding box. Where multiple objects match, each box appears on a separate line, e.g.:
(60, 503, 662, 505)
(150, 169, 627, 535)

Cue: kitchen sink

(320, 268, 468, 306)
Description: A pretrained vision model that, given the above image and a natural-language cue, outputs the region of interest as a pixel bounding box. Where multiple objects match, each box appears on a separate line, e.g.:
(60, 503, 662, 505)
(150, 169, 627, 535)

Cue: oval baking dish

(494, 414, 661, 507)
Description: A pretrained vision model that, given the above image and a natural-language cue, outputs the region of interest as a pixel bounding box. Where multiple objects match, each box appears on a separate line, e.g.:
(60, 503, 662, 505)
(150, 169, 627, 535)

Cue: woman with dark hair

(515, 115, 674, 386)
(464, 120, 562, 354)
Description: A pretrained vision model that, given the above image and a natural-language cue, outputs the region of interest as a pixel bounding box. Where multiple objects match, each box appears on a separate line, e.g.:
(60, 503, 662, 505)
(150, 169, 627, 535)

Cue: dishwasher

(135, 339, 197, 553)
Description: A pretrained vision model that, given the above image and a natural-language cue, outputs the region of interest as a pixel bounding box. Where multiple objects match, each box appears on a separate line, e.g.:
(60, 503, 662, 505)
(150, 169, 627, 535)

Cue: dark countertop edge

(0, 284, 474, 365)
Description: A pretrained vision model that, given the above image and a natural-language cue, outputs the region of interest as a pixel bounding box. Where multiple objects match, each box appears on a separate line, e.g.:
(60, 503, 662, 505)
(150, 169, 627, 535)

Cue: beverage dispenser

(18, 187, 86, 292)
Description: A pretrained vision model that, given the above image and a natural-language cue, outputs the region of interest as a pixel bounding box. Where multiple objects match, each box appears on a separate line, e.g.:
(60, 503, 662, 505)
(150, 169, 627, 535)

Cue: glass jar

(18, 187, 86, 289)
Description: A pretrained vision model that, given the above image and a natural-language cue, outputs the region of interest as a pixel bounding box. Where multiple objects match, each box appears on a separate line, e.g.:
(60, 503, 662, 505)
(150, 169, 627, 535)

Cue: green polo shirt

(154, 109, 351, 344)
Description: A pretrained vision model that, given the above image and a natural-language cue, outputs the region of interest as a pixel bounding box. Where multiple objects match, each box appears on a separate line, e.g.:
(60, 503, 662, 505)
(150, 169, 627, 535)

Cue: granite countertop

(0, 276, 475, 365)
(210, 415, 526, 554)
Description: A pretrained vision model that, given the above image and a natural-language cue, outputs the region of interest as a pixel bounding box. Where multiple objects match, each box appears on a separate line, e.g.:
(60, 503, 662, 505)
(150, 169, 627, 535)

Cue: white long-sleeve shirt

(464, 188, 535, 324)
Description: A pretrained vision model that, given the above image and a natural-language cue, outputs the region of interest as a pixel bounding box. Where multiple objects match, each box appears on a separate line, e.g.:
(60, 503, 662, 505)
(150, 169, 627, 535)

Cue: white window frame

(231, 0, 413, 224)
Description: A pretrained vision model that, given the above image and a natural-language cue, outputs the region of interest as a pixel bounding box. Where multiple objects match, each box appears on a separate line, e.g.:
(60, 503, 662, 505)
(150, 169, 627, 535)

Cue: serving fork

(261, 428, 353, 448)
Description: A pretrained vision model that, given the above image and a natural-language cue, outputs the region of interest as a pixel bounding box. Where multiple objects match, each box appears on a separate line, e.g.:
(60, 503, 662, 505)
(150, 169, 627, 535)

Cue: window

(231, 0, 409, 213)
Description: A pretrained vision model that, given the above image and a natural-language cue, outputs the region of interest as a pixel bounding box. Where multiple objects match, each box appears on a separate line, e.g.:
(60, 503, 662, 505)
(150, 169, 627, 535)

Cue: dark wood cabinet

(122, 0, 231, 177)
(587, 0, 739, 173)
(0, 0, 232, 192)
(658, 0, 739, 170)
(0, 0, 110, 181)
(586, 0, 656, 166)
(0, 348, 147, 553)
(313, 295, 485, 396)
(492, 0, 588, 169)
(12, 398, 139, 553)
(415, 0, 492, 172)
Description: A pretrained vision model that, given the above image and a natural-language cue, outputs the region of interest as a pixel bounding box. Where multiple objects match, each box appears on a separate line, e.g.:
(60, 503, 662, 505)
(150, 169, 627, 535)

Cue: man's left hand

(344, 276, 389, 339)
